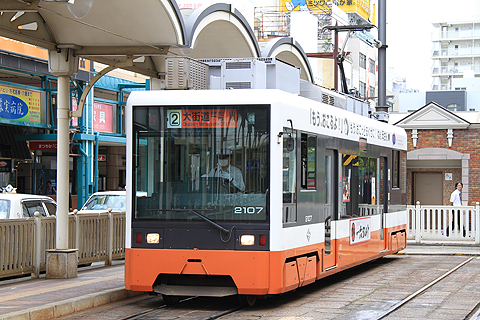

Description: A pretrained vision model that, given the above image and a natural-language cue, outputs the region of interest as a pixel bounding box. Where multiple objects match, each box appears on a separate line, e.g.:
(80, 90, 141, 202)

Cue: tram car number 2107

(124, 89, 407, 306)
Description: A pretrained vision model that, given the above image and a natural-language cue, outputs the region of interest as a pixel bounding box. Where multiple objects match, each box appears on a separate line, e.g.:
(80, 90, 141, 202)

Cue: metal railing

(0, 212, 125, 279)
(407, 202, 480, 244)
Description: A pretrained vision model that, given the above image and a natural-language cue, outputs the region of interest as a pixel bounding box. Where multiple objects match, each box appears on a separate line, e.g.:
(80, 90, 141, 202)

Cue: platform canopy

(261, 37, 314, 83)
(0, 0, 312, 80)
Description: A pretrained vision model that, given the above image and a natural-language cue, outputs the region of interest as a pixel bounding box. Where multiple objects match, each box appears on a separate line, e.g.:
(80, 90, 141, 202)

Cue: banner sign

(94, 102, 114, 133)
(29, 141, 57, 150)
(0, 85, 41, 123)
(350, 217, 371, 245)
(337, 0, 371, 22)
(279, 0, 335, 12)
(71, 98, 114, 133)
(0, 159, 11, 172)
(167, 109, 237, 128)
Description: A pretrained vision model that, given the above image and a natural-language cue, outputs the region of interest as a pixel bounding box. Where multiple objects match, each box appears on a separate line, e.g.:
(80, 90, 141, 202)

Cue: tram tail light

(240, 235, 255, 246)
(135, 232, 142, 244)
(259, 234, 266, 246)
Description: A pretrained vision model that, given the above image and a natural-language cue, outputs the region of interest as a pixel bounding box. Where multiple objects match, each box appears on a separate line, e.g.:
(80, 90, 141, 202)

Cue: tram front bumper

(125, 248, 271, 295)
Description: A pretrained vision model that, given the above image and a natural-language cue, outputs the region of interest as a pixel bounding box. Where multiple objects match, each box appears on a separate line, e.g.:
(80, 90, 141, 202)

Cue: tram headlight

(146, 233, 160, 244)
(240, 235, 255, 246)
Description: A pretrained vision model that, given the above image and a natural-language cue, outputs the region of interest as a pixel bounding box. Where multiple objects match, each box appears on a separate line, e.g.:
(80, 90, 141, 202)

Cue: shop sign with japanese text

(279, 0, 340, 12)
(29, 141, 57, 150)
(93, 102, 114, 133)
(0, 84, 41, 123)
(0, 159, 11, 172)
(71, 98, 114, 133)
(337, 0, 371, 22)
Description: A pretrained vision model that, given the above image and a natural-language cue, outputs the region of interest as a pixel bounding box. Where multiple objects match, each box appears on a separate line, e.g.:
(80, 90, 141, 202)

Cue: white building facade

(431, 20, 480, 90)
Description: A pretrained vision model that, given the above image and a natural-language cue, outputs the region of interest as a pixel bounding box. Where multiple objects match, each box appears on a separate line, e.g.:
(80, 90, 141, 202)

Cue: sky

(386, 0, 479, 91)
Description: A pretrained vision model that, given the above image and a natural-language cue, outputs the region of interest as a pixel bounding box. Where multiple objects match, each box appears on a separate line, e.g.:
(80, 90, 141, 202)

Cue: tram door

(324, 149, 337, 269)
(380, 157, 387, 249)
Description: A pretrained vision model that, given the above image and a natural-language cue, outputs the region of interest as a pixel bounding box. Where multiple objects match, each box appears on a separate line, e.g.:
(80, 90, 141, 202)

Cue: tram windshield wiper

(159, 209, 230, 234)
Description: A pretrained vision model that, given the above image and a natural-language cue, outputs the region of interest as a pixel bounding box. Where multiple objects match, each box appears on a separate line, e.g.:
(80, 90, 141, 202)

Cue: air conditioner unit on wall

(162, 57, 208, 90)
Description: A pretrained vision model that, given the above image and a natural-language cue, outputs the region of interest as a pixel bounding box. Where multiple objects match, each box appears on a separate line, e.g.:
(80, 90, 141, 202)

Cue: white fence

(407, 202, 480, 244)
(0, 212, 125, 279)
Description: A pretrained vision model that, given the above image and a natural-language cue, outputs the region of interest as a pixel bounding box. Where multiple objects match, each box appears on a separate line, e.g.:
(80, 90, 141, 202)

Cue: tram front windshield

(133, 105, 270, 222)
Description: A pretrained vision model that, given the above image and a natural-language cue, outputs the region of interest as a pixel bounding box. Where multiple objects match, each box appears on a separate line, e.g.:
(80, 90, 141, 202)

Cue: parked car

(0, 193, 57, 219)
(76, 191, 126, 214)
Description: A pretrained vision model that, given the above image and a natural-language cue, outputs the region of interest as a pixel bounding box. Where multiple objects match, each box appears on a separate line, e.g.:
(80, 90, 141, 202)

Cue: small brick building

(391, 102, 480, 206)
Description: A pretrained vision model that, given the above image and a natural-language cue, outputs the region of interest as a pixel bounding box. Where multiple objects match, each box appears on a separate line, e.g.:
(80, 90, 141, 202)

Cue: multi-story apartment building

(431, 20, 480, 90)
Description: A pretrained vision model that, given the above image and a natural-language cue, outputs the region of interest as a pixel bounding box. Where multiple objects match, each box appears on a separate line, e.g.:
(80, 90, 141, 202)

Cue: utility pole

(375, 0, 388, 122)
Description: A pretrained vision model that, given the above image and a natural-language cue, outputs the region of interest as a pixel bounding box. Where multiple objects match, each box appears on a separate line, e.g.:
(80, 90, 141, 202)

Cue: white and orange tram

(125, 88, 407, 305)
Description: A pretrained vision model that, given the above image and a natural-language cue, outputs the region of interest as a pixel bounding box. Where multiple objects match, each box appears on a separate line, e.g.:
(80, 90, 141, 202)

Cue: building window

(359, 53, 366, 69)
(369, 86, 375, 98)
(359, 81, 366, 98)
(368, 58, 375, 74)
(446, 103, 461, 111)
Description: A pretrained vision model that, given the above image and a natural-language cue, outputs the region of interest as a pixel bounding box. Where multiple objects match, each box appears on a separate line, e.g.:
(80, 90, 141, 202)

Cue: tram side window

(379, 157, 386, 207)
(341, 154, 357, 218)
(341, 154, 380, 218)
(283, 133, 296, 203)
(392, 150, 400, 188)
(359, 157, 377, 205)
(301, 134, 316, 190)
(359, 157, 378, 216)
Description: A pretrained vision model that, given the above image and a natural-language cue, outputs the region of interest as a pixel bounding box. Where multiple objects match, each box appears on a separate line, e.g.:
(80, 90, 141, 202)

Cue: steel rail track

(371, 257, 475, 320)
(119, 296, 242, 320)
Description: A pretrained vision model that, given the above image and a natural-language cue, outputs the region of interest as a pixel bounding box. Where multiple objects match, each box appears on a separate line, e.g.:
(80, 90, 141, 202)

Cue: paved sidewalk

(1, 242, 480, 320)
(402, 240, 480, 255)
(0, 260, 143, 320)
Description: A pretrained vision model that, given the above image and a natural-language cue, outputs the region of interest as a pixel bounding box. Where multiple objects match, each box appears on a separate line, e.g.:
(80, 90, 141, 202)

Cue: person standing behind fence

(450, 182, 463, 206)
(448, 182, 465, 237)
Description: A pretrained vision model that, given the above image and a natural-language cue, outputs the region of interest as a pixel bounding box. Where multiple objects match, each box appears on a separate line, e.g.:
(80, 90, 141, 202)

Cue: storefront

(0, 39, 146, 207)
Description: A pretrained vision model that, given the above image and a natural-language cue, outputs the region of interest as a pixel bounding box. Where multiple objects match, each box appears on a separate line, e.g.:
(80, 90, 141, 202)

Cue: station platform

(0, 260, 142, 320)
(1, 242, 480, 320)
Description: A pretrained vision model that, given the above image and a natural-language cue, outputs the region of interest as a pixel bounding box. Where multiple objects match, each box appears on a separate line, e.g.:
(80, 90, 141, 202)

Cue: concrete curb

(0, 288, 144, 320)
(397, 250, 480, 256)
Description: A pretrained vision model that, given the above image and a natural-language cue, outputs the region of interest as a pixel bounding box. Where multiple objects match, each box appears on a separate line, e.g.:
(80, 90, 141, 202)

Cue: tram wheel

(238, 294, 257, 307)
(162, 294, 183, 305)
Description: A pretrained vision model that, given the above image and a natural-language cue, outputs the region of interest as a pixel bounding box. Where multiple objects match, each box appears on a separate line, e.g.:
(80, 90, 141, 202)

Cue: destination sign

(167, 109, 237, 129)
